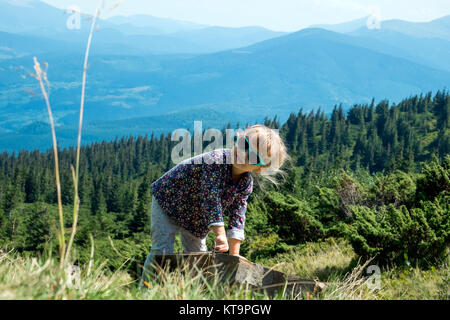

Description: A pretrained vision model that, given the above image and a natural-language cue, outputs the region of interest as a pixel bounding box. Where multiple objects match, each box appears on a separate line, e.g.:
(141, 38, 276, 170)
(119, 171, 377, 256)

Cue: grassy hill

(0, 236, 447, 300)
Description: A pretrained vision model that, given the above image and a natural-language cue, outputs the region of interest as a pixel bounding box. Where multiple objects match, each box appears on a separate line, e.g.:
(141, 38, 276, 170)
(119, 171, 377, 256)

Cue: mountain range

(0, 0, 449, 152)
(0, 0, 285, 55)
(316, 14, 450, 41)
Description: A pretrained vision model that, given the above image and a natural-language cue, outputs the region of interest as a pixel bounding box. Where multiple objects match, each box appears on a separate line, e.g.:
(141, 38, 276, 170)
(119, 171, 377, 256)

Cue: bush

(335, 157, 449, 267)
(312, 186, 342, 222)
(241, 232, 289, 261)
(416, 155, 450, 202)
(244, 196, 274, 236)
(341, 194, 449, 267)
(262, 192, 325, 244)
(3, 203, 54, 252)
(332, 171, 367, 218)
(371, 170, 416, 208)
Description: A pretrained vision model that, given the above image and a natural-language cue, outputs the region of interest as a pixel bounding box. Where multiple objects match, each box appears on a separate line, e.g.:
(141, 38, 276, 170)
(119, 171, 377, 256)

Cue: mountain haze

(312, 14, 450, 41)
(0, 0, 285, 54)
(1, 1, 450, 151)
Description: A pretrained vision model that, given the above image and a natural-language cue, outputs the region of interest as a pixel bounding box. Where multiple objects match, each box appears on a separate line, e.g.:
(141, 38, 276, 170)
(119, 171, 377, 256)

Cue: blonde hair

(238, 124, 291, 191)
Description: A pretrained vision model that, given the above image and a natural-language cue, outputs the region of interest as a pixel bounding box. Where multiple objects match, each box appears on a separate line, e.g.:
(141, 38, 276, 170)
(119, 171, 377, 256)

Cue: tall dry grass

(65, 0, 104, 266)
(31, 0, 107, 271)
(32, 58, 66, 269)
(0, 248, 274, 300)
(0, 248, 133, 300)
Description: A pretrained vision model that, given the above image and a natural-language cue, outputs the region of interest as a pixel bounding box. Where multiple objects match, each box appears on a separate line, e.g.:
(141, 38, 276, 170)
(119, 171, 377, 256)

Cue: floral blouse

(150, 148, 253, 240)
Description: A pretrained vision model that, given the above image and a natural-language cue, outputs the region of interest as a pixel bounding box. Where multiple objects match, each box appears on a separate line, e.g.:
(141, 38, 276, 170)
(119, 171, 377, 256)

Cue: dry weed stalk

(31, 0, 113, 269)
(326, 258, 377, 299)
(32, 57, 66, 269)
(65, 0, 105, 265)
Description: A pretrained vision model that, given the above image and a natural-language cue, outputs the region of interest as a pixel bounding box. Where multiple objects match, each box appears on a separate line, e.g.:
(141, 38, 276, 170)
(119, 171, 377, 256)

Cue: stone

(152, 252, 325, 298)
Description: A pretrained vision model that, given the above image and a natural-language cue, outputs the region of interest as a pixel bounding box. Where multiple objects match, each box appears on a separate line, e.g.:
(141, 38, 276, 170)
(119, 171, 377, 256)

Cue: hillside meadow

(0, 91, 448, 299)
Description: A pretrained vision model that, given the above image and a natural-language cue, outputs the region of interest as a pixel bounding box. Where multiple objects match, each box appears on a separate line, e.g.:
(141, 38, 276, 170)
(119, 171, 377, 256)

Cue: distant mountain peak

(309, 16, 371, 33)
(310, 14, 450, 42)
(106, 14, 208, 34)
(2, 0, 38, 7)
(431, 14, 450, 24)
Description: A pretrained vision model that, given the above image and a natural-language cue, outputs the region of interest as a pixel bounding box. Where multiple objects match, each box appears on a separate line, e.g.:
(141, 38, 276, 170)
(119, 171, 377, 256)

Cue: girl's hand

(214, 234, 229, 252)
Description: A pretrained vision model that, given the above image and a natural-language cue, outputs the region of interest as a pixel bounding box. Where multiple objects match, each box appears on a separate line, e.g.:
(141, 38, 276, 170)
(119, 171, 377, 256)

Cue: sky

(41, 0, 450, 32)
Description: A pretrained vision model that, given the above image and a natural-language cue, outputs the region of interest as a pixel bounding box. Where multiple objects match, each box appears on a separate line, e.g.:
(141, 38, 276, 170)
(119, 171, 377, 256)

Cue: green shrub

(3, 203, 55, 252)
(341, 195, 449, 267)
(312, 186, 341, 222)
(416, 155, 450, 202)
(244, 196, 274, 236)
(262, 192, 325, 244)
(241, 232, 289, 260)
(336, 156, 449, 267)
(371, 170, 417, 207)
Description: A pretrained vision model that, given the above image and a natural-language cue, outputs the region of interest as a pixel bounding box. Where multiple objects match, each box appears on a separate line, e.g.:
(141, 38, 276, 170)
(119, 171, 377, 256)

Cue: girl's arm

(228, 238, 241, 255)
(225, 186, 252, 242)
(225, 191, 251, 256)
(211, 225, 229, 252)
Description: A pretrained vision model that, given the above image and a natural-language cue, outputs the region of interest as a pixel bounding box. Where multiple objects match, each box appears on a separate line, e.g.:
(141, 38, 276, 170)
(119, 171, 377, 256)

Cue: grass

(32, 57, 66, 266)
(375, 265, 449, 300)
(0, 249, 271, 300)
(255, 238, 357, 281)
(1, 239, 447, 300)
(0, 250, 131, 300)
(254, 238, 449, 300)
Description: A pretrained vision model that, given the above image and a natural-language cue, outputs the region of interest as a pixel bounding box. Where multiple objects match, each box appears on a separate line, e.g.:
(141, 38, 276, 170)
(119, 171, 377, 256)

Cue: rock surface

(153, 252, 325, 298)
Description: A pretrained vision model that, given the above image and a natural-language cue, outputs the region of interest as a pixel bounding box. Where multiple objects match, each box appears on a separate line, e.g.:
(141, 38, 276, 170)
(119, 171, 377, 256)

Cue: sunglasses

(235, 136, 267, 166)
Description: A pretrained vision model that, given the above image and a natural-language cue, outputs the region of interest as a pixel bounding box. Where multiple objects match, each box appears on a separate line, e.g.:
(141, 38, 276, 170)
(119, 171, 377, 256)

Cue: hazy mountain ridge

(312, 14, 450, 41)
(106, 13, 209, 34)
(2, 28, 449, 152)
(1, 0, 450, 152)
(0, 0, 285, 54)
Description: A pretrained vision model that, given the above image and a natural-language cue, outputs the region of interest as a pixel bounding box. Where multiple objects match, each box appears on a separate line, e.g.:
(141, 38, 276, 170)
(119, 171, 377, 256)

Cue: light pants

(140, 195, 207, 286)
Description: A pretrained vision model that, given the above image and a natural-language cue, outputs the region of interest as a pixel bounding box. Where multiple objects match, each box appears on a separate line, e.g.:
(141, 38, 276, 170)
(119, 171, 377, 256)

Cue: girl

(141, 124, 289, 284)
